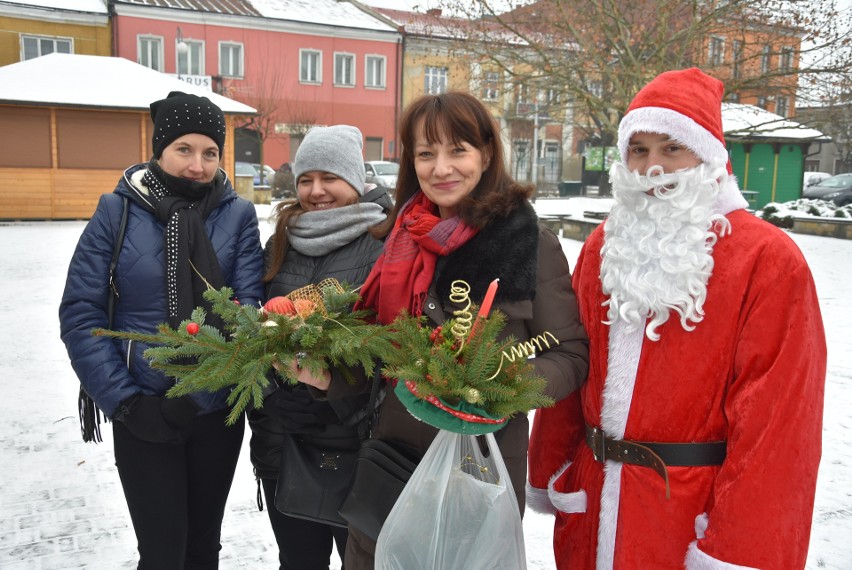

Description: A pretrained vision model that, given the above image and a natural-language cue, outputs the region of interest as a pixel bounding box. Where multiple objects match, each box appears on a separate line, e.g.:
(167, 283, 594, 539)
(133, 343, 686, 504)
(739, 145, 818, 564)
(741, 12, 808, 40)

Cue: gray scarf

(286, 202, 387, 257)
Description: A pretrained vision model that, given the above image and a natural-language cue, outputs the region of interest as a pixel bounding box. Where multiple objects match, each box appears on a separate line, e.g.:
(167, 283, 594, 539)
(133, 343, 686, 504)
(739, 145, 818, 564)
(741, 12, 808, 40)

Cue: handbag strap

(79, 195, 129, 443)
(107, 195, 129, 328)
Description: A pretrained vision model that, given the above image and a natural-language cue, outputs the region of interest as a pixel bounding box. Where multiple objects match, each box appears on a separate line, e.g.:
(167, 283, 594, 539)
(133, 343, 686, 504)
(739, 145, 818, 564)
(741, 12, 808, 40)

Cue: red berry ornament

(186, 322, 200, 335)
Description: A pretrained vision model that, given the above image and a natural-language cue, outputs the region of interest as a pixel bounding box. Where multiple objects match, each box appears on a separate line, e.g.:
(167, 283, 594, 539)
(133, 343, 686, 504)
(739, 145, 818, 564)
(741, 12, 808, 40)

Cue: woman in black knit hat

(60, 91, 265, 569)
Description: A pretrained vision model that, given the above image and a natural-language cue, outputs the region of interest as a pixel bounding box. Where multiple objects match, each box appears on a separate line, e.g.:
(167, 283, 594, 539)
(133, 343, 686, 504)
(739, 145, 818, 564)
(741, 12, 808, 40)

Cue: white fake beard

(601, 162, 731, 341)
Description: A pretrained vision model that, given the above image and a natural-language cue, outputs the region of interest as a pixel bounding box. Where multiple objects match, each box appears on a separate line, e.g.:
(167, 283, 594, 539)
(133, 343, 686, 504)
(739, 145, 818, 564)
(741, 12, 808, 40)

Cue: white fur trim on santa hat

(618, 106, 729, 167)
(685, 541, 759, 570)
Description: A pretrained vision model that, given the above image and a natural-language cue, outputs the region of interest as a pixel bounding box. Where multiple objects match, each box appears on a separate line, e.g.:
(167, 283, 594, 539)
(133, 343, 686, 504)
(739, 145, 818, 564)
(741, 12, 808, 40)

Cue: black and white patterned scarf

(132, 160, 227, 331)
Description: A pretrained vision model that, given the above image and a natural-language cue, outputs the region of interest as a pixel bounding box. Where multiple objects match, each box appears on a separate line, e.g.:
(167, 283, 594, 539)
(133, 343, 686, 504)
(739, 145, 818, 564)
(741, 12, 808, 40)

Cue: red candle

(477, 278, 499, 319)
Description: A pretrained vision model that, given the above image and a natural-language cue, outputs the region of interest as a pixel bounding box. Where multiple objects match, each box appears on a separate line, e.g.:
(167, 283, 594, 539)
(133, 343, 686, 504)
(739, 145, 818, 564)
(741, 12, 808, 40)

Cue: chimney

(426, 8, 442, 16)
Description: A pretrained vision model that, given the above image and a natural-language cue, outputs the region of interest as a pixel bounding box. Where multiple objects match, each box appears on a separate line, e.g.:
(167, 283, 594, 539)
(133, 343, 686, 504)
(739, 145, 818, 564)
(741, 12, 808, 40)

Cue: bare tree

(228, 65, 320, 185)
(436, 0, 852, 192)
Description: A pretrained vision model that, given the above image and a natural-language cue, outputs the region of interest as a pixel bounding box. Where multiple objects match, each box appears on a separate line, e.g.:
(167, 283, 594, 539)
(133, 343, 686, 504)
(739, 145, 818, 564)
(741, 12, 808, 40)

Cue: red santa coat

(528, 209, 826, 569)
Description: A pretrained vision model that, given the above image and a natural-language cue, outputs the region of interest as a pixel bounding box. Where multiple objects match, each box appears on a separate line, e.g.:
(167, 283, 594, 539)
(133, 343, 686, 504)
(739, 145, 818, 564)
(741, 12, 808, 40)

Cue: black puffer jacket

(249, 189, 390, 479)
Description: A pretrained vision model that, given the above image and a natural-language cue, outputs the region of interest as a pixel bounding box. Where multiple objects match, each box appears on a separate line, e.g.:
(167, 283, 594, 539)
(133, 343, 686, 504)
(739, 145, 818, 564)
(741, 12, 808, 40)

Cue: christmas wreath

(382, 280, 555, 435)
(94, 279, 392, 425)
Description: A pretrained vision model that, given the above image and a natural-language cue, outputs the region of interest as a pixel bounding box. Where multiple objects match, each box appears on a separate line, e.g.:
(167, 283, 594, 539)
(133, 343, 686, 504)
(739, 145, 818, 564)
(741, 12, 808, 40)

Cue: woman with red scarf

(327, 91, 590, 569)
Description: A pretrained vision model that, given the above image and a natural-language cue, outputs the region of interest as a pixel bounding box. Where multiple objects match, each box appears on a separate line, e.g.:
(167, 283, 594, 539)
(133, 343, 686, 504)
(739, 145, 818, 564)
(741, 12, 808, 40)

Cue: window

(776, 96, 789, 117)
(780, 46, 794, 72)
(543, 88, 560, 105)
(177, 39, 204, 76)
(300, 49, 321, 84)
(517, 84, 531, 105)
(483, 71, 500, 101)
(219, 42, 243, 77)
(757, 95, 767, 109)
(138, 35, 164, 72)
(425, 66, 448, 95)
(732, 40, 742, 79)
(21, 35, 72, 61)
(708, 36, 725, 66)
(727, 92, 740, 103)
(365, 55, 386, 88)
(761, 45, 771, 73)
(334, 53, 355, 87)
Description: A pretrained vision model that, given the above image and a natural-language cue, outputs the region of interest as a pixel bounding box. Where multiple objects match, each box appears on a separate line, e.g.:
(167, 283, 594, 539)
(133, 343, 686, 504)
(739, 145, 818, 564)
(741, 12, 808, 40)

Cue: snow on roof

(113, 0, 260, 17)
(0, 54, 255, 115)
(249, 0, 396, 32)
(1, 0, 107, 12)
(722, 102, 828, 141)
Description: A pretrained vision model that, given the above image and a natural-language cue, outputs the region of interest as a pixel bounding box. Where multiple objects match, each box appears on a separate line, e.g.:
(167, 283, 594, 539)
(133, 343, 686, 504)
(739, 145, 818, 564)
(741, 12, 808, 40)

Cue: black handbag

(337, 437, 419, 542)
(274, 432, 356, 527)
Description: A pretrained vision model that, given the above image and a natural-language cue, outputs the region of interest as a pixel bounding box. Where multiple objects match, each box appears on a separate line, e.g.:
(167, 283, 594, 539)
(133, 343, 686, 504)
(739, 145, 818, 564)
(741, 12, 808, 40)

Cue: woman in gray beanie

(248, 124, 393, 570)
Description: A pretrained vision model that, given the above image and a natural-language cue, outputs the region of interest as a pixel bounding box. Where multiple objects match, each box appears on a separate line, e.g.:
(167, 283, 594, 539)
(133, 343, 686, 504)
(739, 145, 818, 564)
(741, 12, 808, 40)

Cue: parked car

(802, 173, 852, 206)
(235, 161, 276, 188)
(364, 160, 399, 191)
(235, 161, 258, 182)
(803, 171, 831, 187)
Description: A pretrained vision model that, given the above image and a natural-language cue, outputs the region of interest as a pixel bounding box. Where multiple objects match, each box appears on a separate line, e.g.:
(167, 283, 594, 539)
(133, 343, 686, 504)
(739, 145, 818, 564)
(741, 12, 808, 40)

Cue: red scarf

(357, 192, 478, 324)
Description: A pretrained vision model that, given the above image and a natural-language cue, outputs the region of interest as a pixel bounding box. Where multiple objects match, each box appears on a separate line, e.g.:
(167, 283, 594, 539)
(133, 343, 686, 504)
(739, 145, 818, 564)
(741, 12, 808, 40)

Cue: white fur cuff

(685, 541, 760, 570)
(526, 482, 556, 515)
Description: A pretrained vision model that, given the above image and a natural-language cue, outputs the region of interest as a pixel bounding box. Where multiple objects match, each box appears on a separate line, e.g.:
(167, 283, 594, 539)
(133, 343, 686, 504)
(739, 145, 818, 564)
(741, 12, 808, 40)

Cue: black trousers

(261, 477, 348, 570)
(113, 409, 244, 570)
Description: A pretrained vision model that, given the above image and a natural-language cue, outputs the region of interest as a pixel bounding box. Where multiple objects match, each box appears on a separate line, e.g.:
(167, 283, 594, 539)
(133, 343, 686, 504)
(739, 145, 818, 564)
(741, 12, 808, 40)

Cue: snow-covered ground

(0, 197, 849, 569)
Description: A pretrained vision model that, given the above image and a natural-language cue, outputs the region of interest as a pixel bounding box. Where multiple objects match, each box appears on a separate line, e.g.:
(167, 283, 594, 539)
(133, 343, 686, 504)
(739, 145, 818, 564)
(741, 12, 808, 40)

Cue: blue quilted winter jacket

(59, 164, 265, 418)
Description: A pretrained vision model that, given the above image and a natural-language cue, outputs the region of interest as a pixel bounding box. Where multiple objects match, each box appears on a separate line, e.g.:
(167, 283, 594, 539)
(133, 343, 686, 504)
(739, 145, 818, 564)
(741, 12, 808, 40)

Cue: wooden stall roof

(0, 52, 255, 115)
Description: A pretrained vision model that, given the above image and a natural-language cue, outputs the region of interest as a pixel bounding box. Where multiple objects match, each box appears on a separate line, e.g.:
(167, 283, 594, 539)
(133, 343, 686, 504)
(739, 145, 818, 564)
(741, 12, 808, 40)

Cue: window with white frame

(21, 34, 72, 61)
(775, 96, 789, 117)
(300, 49, 322, 84)
(780, 46, 794, 72)
(708, 36, 725, 66)
(732, 40, 742, 79)
(219, 42, 243, 78)
(760, 45, 771, 73)
(365, 55, 386, 88)
(483, 71, 500, 101)
(138, 35, 164, 72)
(177, 39, 204, 76)
(757, 95, 768, 109)
(425, 66, 448, 95)
(334, 53, 355, 87)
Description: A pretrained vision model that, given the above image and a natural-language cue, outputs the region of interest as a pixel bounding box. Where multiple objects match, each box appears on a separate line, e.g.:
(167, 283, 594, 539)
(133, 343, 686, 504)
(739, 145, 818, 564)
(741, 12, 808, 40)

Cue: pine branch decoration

(94, 279, 394, 425)
(383, 299, 555, 422)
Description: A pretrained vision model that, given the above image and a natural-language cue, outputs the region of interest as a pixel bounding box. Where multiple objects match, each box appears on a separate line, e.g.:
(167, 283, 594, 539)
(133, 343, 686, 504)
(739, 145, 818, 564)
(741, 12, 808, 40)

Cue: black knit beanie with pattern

(150, 91, 226, 158)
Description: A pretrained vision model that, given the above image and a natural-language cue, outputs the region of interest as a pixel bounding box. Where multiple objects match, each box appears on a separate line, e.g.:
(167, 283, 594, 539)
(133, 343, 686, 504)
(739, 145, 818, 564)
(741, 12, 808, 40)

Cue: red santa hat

(617, 68, 732, 173)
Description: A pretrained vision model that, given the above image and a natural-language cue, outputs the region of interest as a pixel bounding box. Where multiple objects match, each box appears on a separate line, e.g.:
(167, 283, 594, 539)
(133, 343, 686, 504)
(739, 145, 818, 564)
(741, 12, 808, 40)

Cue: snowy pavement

(0, 199, 849, 569)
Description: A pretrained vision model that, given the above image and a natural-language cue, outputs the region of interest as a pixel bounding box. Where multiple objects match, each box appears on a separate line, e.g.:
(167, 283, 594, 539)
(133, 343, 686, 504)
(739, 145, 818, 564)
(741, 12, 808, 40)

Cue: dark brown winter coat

(337, 201, 589, 568)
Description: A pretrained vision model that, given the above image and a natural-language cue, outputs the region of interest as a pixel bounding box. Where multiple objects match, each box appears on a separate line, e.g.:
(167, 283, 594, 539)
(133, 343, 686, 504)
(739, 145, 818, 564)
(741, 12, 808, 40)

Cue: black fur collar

(436, 202, 539, 304)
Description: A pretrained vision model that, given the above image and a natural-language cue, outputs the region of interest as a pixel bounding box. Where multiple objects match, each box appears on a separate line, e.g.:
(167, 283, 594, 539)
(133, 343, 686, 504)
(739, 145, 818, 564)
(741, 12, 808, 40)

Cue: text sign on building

(168, 74, 212, 91)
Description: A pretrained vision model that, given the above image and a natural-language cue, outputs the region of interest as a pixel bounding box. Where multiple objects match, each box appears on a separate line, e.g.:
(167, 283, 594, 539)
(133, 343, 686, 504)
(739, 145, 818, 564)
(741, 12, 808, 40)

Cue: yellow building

(0, 1, 111, 67)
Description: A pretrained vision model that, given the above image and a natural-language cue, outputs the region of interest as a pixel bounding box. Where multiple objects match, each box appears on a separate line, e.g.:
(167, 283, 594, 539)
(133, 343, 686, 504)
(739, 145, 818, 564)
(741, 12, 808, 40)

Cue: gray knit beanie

(294, 125, 366, 195)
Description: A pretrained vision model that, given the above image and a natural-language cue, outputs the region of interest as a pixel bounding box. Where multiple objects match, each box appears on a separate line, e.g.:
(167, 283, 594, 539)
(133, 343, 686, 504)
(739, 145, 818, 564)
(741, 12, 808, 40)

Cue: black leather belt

(585, 424, 726, 499)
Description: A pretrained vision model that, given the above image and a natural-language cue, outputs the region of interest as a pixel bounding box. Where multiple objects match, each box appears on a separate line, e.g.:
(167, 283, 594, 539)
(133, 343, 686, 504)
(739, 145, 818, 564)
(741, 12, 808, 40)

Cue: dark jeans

(113, 409, 244, 570)
(261, 477, 348, 570)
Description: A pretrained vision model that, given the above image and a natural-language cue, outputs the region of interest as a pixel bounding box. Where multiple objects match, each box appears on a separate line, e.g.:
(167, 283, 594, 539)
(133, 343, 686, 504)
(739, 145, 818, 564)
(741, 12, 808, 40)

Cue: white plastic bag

(375, 430, 526, 569)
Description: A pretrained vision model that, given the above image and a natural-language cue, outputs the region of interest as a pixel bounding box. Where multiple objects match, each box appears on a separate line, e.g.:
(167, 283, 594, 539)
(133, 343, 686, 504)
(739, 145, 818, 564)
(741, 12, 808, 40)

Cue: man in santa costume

(527, 68, 826, 569)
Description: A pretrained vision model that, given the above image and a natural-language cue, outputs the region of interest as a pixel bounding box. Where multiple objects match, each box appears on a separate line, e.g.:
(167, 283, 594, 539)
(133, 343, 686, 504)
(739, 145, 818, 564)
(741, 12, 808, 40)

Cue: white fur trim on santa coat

(526, 481, 556, 515)
(618, 106, 729, 167)
(597, 320, 645, 568)
(714, 175, 749, 216)
(527, 460, 588, 515)
(685, 541, 759, 570)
